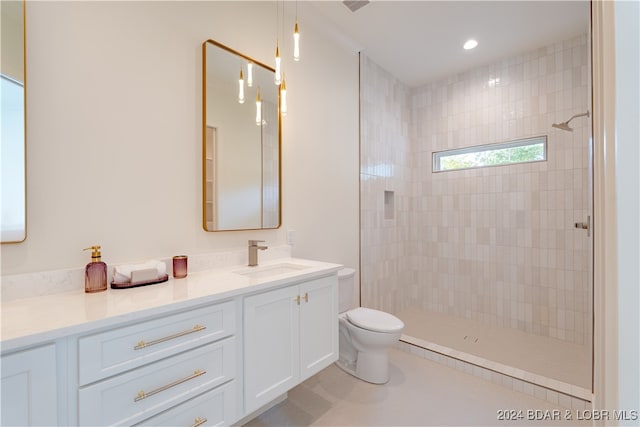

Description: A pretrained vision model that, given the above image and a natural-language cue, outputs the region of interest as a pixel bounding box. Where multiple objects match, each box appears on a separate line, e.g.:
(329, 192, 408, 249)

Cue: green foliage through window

(433, 136, 546, 172)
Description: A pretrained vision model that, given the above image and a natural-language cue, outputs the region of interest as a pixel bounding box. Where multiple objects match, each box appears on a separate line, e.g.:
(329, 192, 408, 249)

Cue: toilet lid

(346, 308, 404, 333)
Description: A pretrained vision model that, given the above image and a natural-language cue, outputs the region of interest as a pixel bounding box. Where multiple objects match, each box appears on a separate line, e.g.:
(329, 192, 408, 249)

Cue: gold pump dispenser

(84, 245, 107, 293)
(84, 245, 102, 262)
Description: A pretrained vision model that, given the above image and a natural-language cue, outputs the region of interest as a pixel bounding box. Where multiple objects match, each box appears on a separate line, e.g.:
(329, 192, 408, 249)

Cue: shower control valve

(574, 215, 591, 237)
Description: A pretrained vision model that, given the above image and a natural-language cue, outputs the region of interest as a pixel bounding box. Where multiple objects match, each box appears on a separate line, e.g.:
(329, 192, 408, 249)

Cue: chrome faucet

(248, 240, 268, 266)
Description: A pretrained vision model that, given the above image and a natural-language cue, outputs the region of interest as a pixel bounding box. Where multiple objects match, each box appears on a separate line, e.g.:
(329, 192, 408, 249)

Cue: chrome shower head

(552, 122, 574, 132)
(552, 111, 590, 132)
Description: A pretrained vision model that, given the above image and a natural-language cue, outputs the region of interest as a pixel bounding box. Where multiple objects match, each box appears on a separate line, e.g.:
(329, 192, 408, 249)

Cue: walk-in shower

(360, 18, 593, 403)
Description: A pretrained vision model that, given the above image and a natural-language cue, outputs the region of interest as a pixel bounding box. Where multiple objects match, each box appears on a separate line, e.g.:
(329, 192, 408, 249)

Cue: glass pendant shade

(255, 87, 262, 125)
(293, 21, 300, 61)
(274, 43, 281, 85)
(238, 67, 245, 104)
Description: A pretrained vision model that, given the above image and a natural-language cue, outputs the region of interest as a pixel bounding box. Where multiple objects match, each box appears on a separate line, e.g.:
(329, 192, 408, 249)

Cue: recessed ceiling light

(463, 39, 478, 50)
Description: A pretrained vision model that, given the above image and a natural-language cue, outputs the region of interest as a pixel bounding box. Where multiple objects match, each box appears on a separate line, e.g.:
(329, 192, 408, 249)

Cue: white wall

(613, 0, 640, 418)
(282, 2, 360, 271)
(592, 0, 640, 418)
(1, 1, 359, 279)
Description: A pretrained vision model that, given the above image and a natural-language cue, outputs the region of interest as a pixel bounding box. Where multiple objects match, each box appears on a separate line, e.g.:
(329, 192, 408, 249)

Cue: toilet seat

(346, 307, 404, 333)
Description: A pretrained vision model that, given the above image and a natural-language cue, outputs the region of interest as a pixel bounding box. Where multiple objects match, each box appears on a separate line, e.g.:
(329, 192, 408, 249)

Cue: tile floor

(244, 349, 590, 426)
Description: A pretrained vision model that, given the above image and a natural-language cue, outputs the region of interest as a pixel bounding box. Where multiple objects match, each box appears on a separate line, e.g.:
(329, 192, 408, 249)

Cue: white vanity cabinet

(1, 258, 342, 426)
(77, 301, 238, 426)
(0, 344, 58, 426)
(243, 274, 338, 413)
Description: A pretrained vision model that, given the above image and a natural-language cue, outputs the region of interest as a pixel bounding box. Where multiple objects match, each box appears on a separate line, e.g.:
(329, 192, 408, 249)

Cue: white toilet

(336, 268, 404, 384)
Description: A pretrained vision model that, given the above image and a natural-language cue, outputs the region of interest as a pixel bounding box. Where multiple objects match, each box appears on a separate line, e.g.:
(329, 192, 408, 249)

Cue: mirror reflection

(203, 40, 281, 231)
(1, 0, 26, 243)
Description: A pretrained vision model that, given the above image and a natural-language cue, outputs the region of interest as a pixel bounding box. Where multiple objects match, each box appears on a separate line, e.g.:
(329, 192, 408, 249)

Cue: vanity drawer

(79, 337, 236, 427)
(135, 381, 236, 426)
(79, 301, 235, 385)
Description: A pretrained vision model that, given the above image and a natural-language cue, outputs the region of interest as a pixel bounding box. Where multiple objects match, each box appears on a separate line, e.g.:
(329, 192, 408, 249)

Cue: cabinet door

(244, 285, 300, 413)
(1, 344, 58, 426)
(299, 275, 338, 381)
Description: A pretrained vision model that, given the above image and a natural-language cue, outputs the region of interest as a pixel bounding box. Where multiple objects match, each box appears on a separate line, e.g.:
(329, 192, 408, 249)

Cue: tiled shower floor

(396, 308, 592, 392)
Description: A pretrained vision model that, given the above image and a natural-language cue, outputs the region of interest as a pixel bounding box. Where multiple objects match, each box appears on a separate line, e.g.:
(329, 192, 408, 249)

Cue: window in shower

(432, 136, 547, 172)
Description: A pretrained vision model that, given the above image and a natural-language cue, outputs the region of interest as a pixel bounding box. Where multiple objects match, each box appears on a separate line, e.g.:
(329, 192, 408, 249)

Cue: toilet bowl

(336, 268, 404, 384)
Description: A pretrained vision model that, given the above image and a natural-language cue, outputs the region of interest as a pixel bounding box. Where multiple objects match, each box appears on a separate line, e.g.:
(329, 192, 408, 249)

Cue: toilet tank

(338, 268, 356, 313)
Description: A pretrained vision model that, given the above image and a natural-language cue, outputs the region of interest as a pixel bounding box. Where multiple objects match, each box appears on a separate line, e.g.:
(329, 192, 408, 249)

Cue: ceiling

(305, 1, 590, 87)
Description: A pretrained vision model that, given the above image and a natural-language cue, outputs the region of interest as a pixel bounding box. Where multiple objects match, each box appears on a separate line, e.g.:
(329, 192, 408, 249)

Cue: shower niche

(384, 191, 394, 220)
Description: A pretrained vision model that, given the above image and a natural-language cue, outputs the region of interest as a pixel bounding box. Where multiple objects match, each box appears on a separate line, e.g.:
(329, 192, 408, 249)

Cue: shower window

(432, 136, 546, 172)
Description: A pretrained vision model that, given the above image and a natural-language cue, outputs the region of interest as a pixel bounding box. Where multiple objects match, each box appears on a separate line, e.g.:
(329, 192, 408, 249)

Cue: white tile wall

(360, 55, 417, 315)
(361, 34, 591, 345)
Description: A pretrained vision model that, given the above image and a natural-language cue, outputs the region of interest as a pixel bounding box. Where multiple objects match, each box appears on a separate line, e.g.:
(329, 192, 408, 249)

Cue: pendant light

(275, 42, 282, 85)
(238, 66, 245, 104)
(293, 1, 300, 61)
(274, 1, 282, 85)
(247, 62, 253, 87)
(280, 73, 287, 116)
(255, 87, 262, 126)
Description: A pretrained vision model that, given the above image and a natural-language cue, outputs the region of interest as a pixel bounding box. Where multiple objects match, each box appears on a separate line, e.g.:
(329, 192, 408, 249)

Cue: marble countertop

(1, 258, 342, 353)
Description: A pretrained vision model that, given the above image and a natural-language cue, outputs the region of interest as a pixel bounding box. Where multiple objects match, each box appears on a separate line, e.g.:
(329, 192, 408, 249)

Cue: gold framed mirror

(202, 39, 281, 231)
(1, 0, 26, 243)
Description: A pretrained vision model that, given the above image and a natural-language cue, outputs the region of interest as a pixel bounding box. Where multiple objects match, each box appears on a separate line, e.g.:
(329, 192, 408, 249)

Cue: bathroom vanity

(0, 258, 340, 426)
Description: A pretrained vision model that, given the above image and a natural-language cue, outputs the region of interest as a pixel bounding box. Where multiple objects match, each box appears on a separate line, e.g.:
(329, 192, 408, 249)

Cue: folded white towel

(113, 260, 167, 284)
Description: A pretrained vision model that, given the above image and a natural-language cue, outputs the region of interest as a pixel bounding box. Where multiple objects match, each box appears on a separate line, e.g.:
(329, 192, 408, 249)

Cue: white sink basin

(233, 263, 310, 279)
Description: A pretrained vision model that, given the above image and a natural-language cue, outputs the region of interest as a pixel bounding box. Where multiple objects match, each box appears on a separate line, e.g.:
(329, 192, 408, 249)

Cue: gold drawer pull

(134, 324, 207, 350)
(134, 369, 206, 402)
(190, 417, 208, 427)
(302, 292, 309, 303)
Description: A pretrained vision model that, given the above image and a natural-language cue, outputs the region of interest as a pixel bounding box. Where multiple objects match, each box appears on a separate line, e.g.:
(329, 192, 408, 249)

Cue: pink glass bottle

(84, 246, 107, 293)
